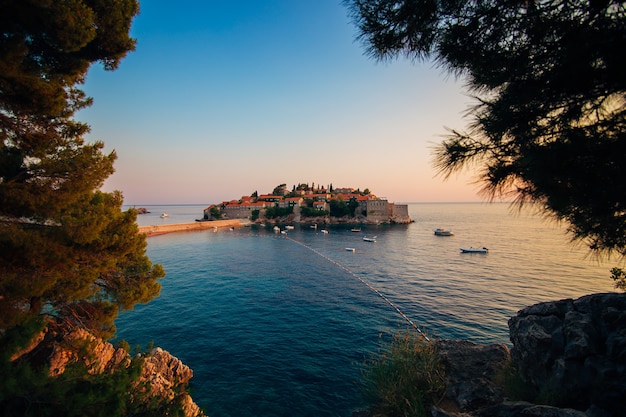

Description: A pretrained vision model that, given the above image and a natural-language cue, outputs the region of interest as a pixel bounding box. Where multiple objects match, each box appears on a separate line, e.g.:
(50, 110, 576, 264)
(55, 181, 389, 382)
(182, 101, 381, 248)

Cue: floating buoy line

(283, 234, 430, 342)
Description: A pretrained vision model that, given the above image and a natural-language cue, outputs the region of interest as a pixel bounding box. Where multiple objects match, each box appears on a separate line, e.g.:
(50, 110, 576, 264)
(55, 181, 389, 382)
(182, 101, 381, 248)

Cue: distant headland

(202, 182, 412, 225)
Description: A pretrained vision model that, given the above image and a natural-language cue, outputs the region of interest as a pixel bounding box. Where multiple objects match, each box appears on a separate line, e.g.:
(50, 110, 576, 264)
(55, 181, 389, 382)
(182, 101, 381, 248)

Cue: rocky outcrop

(435, 293, 626, 416)
(434, 340, 510, 413)
(138, 347, 204, 417)
(355, 293, 625, 417)
(25, 328, 205, 417)
(508, 292, 626, 416)
(48, 328, 129, 376)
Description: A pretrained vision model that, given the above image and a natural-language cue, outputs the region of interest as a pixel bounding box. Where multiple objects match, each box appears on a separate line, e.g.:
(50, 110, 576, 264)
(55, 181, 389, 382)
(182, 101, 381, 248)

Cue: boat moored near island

(460, 247, 488, 254)
(434, 228, 454, 236)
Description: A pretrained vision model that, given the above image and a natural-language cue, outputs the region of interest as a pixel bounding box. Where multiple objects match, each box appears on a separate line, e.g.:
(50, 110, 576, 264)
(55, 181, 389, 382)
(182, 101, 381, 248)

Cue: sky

(78, 0, 483, 205)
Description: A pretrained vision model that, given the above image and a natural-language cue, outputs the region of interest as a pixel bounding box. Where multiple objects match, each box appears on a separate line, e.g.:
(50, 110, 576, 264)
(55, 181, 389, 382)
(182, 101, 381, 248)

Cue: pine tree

(0, 0, 163, 348)
(347, 0, 626, 257)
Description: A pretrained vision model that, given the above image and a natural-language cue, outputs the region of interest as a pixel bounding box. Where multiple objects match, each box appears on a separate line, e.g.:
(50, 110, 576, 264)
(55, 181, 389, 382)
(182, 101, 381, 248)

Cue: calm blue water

(116, 203, 616, 417)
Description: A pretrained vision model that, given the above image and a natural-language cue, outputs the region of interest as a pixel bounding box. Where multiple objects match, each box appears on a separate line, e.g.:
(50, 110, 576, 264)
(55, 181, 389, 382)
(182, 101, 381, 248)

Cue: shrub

(361, 330, 445, 417)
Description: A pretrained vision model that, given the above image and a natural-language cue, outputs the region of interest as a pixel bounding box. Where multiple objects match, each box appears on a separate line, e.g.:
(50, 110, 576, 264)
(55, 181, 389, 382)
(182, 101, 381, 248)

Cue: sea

(115, 203, 617, 417)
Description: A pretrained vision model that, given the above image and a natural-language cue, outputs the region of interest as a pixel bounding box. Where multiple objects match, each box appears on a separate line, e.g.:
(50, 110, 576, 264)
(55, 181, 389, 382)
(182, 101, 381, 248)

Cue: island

(202, 183, 412, 225)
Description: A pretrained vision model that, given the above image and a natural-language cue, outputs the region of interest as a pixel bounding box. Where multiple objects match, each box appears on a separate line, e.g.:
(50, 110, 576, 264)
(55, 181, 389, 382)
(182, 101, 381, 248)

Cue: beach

(138, 219, 249, 237)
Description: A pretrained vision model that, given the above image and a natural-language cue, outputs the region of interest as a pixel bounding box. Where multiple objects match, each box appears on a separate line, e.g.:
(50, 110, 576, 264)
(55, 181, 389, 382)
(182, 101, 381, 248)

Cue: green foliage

(0, 0, 139, 118)
(272, 183, 287, 195)
(347, 0, 626, 258)
(0, 355, 140, 417)
(264, 205, 293, 219)
(361, 330, 444, 417)
(251, 209, 260, 221)
(300, 206, 329, 217)
(610, 267, 626, 291)
(329, 199, 360, 217)
(0, 2, 171, 413)
(494, 358, 538, 403)
(0, 346, 192, 417)
(209, 206, 222, 219)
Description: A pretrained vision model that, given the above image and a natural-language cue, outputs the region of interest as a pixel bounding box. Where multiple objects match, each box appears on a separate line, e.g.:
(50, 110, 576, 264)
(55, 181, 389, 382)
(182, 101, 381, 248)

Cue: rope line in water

(283, 234, 430, 342)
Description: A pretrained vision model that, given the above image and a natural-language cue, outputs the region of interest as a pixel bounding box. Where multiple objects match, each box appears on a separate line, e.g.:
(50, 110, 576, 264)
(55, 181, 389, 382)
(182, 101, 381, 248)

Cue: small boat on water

(285, 225, 295, 230)
(434, 228, 454, 236)
(363, 236, 377, 242)
(160, 213, 169, 218)
(345, 247, 356, 252)
(460, 247, 488, 254)
(321, 229, 329, 234)
(273, 226, 280, 233)
(351, 228, 361, 232)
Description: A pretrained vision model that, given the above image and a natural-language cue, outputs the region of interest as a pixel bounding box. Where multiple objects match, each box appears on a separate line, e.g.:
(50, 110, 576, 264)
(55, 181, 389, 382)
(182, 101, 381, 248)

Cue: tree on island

(346, 0, 626, 260)
(0, 1, 170, 415)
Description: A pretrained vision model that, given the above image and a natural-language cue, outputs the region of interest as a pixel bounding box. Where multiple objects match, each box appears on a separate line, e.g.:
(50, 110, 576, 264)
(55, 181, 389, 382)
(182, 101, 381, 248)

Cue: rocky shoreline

(12, 327, 206, 417)
(251, 213, 413, 226)
(14, 293, 624, 416)
(355, 292, 625, 417)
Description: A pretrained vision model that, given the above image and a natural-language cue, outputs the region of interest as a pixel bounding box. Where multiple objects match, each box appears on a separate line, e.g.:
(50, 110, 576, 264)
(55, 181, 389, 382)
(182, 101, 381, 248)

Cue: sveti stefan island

(2, 2, 625, 417)
(138, 183, 412, 237)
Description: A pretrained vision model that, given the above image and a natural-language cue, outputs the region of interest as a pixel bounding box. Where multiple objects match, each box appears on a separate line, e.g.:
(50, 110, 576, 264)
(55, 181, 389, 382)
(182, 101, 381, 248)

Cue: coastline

(138, 219, 249, 237)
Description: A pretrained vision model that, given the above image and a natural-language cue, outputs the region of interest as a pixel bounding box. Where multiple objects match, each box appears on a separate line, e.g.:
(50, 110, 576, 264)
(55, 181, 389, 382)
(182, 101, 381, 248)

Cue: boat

(321, 229, 329, 234)
(285, 225, 295, 230)
(160, 213, 169, 218)
(460, 247, 488, 254)
(434, 228, 454, 236)
(273, 226, 280, 233)
(363, 236, 377, 242)
(351, 228, 361, 232)
(345, 247, 356, 252)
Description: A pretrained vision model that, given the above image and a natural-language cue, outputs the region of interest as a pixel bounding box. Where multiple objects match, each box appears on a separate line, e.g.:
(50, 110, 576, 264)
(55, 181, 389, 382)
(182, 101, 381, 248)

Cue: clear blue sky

(78, 0, 481, 205)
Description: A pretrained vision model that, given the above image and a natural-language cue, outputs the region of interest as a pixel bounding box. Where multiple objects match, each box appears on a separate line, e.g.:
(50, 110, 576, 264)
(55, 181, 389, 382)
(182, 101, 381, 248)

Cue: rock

(34, 328, 205, 417)
(139, 347, 203, 417)
(475, 401, 588, 417)
(48, 328, 129, 376)
(434, 339, 510, 413)
(508, 292, 626, 416)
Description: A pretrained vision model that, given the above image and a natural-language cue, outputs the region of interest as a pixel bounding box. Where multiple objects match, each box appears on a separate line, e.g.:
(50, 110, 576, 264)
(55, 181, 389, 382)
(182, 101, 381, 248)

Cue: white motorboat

(160, 213, 169, 218)
(363, 236, 377, 242)
(434, 228, 454, 236)
(460, 247, 488, 254)
(345, 247, 356, 252)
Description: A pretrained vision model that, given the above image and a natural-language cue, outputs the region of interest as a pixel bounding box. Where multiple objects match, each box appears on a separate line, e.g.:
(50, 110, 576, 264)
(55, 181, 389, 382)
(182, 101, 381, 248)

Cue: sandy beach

(138, 219, 249, 237)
